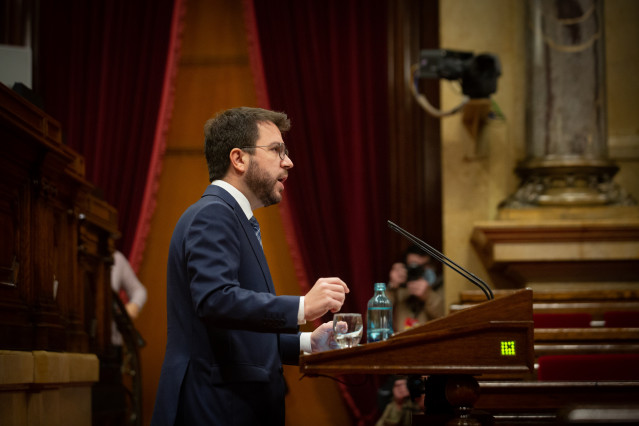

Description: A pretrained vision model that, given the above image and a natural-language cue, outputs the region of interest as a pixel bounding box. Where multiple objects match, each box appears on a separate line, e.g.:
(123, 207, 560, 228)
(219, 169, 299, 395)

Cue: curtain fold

(128, 0, 187, 272)
(251, 0, 391, 318)
(242, 0, 313, 299)
(37, 0, 179, 262)
(248, 1, 392, 424)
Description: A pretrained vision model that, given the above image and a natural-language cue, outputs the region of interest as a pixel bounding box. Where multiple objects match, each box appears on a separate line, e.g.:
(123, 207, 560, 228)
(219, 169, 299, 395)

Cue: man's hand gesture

(304, 277, 349, 321)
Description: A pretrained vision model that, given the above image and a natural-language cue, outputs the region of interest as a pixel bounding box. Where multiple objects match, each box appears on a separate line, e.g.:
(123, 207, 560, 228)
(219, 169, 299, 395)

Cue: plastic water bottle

(366, 282, 393, 343)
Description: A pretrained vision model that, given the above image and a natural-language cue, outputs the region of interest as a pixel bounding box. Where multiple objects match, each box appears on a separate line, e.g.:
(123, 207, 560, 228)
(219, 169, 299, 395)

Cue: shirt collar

(211, 180, 253, 220)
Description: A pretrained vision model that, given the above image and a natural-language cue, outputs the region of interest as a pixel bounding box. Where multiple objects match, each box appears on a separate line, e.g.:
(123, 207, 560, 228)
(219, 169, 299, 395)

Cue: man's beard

(245, 160, 281, 208)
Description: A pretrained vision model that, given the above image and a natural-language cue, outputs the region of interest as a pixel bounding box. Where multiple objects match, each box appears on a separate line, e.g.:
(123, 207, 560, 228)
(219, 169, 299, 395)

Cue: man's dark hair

(204, 107, 291, 182)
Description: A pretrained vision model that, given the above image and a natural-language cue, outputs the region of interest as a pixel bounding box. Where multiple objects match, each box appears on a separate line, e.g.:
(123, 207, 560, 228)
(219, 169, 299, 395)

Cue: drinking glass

(333, 313, 363, 349)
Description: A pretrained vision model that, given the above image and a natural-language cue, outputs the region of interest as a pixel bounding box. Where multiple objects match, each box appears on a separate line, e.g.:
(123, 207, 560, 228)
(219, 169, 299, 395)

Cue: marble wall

(439, 0, 639, 303)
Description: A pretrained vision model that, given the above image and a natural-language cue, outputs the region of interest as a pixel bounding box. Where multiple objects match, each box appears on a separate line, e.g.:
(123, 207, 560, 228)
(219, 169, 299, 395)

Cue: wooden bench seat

(474, 380, 639, 424)
(451, 289, 639, 324)
(457, 289, 639, 304)
(412, 380, 639, 424)
(436, 289, 639, 423)
(534, 328, 639, 357)
(536, 353, 639, 381)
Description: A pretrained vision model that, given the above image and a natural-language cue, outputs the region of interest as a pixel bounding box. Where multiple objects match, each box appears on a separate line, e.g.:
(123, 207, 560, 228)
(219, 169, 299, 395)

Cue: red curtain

(249, 0, 392, 318)
(247, 1, 392, 424)
(35, 0, 182, 264)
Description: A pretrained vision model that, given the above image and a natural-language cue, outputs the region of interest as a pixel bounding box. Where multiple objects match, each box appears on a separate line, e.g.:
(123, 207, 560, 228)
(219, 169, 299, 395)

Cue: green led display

(501, 341, 516, 356)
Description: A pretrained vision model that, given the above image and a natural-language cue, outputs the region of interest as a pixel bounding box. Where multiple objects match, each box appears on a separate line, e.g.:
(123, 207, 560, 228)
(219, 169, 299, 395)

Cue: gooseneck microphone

(388, 220, 494, 300)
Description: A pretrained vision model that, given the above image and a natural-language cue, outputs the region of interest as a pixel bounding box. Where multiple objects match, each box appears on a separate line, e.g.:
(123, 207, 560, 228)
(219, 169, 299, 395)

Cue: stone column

(502, 0, 635, 208)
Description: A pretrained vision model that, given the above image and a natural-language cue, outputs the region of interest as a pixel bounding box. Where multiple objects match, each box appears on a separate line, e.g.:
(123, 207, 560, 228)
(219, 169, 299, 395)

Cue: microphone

(387, 220, 494, 300)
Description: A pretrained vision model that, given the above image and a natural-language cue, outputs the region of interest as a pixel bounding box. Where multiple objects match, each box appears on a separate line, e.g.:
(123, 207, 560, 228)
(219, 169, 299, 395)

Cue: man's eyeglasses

(240, 143, 289, 160)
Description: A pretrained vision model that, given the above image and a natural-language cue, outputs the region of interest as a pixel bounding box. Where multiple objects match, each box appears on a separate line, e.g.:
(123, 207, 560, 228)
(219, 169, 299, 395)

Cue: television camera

(417, 49, 501, 99)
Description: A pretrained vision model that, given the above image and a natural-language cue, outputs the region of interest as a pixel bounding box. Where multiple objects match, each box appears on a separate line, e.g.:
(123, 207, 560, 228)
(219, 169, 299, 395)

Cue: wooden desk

(301, 289, 534, 425)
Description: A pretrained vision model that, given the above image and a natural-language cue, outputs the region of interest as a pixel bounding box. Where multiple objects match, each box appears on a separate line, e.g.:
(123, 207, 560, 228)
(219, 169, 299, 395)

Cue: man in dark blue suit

(151, 107, 349, 426)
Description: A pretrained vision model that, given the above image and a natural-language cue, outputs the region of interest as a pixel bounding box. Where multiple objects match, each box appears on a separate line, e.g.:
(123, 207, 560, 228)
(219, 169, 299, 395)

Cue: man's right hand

(304, 277, 349, 321)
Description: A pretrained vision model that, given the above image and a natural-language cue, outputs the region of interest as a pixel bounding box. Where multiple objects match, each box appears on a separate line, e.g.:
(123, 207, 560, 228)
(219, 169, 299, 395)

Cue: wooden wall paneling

(0, 131, 33, 351)
(168, 65, 256, 146)
(0, 84, 72, 353)
(1, 64, 121, 426)
(78, 194, 119, 356)
(31, 158, 70, 352)
(0, 82, 118, 356)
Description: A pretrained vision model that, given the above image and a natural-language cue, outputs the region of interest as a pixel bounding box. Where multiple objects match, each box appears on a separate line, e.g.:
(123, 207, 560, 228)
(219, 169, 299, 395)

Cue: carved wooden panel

(0, 83, 118, 356)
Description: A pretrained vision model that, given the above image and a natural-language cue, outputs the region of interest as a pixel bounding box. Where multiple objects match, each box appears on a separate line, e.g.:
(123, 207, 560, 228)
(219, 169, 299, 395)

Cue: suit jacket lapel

(204, 185, 276, 294)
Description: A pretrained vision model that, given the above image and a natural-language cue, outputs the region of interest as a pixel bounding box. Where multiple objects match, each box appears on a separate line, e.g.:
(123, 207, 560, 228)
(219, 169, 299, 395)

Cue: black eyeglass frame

(240, 143, 289, 160)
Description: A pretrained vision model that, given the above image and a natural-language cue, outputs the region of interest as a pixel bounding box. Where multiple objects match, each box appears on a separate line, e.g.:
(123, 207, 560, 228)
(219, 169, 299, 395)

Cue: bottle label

(367, 307, 393, 343)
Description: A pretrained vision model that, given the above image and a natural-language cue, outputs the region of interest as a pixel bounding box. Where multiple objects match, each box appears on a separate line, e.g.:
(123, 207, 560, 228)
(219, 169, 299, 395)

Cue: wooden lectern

(300, 289, 534, 425)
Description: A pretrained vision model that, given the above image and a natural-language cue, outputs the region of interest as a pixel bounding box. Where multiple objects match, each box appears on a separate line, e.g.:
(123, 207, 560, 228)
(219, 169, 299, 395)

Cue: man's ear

(229, 148, 249, 174)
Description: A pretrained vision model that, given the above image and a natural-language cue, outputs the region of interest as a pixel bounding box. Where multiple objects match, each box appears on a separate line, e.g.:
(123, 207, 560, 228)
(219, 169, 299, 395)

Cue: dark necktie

(249, 216, 262, 247)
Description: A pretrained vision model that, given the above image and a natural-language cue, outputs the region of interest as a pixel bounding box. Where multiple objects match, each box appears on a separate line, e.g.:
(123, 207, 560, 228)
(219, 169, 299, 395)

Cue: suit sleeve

(185, 200, 299, 333)
(279, 333, 301, 365)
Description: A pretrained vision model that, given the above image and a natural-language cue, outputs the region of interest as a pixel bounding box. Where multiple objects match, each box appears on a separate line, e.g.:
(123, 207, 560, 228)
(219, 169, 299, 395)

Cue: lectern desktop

(300, 289, 534, 425)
